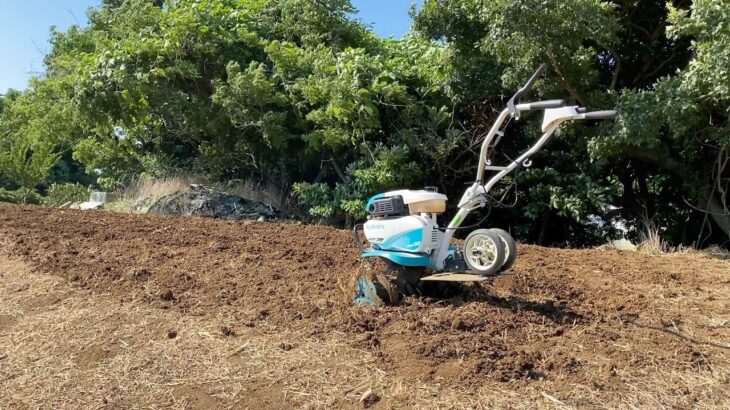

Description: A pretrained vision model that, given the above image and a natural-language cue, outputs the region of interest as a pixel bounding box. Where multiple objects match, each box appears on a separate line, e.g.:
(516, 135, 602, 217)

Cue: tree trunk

(330, 156, 347, 184)
(538, 209, 553, 246)
(706, 196, 730, 241)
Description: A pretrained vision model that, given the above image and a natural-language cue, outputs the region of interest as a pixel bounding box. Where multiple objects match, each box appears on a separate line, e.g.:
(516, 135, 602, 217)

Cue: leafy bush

(0, 188, 42, 205)
(292, 182, 335, 218)
(44, 183, 92, 206)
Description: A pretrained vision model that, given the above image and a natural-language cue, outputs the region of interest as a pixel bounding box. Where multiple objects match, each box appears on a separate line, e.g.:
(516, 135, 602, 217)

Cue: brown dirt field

(1, 203, 729, 409)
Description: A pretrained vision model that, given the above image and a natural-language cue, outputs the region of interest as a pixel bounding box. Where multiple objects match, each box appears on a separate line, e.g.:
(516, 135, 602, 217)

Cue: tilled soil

(1, 203, 729, 408)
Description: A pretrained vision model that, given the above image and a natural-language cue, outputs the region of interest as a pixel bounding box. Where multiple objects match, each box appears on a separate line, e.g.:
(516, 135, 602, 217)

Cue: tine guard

(354, 274, 386, 306)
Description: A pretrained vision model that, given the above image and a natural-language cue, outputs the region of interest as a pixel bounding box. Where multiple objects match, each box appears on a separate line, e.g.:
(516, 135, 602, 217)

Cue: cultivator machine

(353, 64, 617, 305)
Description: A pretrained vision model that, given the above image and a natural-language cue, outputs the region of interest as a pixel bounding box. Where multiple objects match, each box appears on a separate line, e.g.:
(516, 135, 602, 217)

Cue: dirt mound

(140, 184, 277, 220)
(1, 203, 728, 408)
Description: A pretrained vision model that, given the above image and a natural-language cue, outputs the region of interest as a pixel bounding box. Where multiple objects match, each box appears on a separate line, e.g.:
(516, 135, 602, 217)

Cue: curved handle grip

(582, 110, 617, 120)
(508, 63, 548, 118)
(512, 64, 547, 101)
(519, 64, 548, 96)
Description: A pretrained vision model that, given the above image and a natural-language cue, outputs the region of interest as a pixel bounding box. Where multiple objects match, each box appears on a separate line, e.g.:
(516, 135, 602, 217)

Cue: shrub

(292, 182, 335, 218)
(44, 183, 92, 206)
(0, 188, 42, 204)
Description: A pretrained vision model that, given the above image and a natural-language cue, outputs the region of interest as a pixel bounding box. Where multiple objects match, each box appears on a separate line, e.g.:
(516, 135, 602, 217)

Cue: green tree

(2, 0, 726, 247)
(0, 80, 74, 199)
(0, 136, 61, 202)
(604, 0, 730, 244)
(414, 0, 728, 245)
(36, 0, 457, 224)
(413, 0, 625, 243)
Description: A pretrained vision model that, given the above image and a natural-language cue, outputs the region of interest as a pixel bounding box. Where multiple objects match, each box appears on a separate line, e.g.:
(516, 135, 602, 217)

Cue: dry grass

(636, 216, 685, 255)
(0, 251, 540, 409)
(704, 245, 730, 260)
(2, 247, 729, 409)
(122, 175, 204, 206)
(107, 175, 298, 217)
(638, 219, 670, 253)
(630, 215, 728, 257)
(219, 179, 289, 212)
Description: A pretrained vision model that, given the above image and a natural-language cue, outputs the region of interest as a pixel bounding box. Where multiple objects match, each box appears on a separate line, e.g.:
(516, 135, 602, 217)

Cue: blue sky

(0, 0, 417, 93)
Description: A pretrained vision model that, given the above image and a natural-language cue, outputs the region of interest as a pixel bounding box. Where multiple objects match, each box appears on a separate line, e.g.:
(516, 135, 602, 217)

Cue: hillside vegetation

(0, 0, 728, 247)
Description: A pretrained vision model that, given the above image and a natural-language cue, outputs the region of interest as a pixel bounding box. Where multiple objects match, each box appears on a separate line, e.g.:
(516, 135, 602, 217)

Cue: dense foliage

(44, 182, 93, 206)
(0, 0, 727, 247)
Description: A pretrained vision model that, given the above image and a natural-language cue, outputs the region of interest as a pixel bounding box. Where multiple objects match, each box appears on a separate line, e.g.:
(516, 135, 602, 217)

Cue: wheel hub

(467, 237, 497, 268)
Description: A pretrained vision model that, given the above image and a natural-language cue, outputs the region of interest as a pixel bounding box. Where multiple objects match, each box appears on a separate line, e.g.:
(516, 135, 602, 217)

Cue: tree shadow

(634, 322, 730, 350)
(418, 282, 584, 324)
(480, 293, 584, 324)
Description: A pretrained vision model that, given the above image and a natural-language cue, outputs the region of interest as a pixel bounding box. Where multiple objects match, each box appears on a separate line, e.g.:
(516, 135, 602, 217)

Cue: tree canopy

(0, 0, 727, 247)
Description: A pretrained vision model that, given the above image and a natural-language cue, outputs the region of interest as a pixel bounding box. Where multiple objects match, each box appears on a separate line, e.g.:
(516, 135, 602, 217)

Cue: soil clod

(160, 290, 174, 301)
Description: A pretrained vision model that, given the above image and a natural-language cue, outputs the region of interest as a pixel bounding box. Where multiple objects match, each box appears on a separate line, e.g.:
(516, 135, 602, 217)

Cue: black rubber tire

(463, 229, 505, 276)
(489, 228, 518, 271)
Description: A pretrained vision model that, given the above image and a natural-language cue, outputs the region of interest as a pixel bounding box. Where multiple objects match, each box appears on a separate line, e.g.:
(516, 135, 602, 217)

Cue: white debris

(359, 389, 379, 407)
(71, 201, 104, 210)
(612, 238, 637, 251)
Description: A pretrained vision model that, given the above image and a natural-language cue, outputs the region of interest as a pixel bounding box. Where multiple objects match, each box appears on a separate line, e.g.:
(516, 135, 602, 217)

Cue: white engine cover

(385, 189, 447, 204)
(364, 215, 439, 253)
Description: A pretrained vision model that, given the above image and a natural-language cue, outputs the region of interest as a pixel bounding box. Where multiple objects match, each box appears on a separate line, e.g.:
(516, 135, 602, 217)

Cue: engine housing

(364, 215, 439, 254)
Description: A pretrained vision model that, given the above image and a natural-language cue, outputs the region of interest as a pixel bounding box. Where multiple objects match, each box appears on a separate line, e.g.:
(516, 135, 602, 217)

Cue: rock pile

(142, 184, 277, 220)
